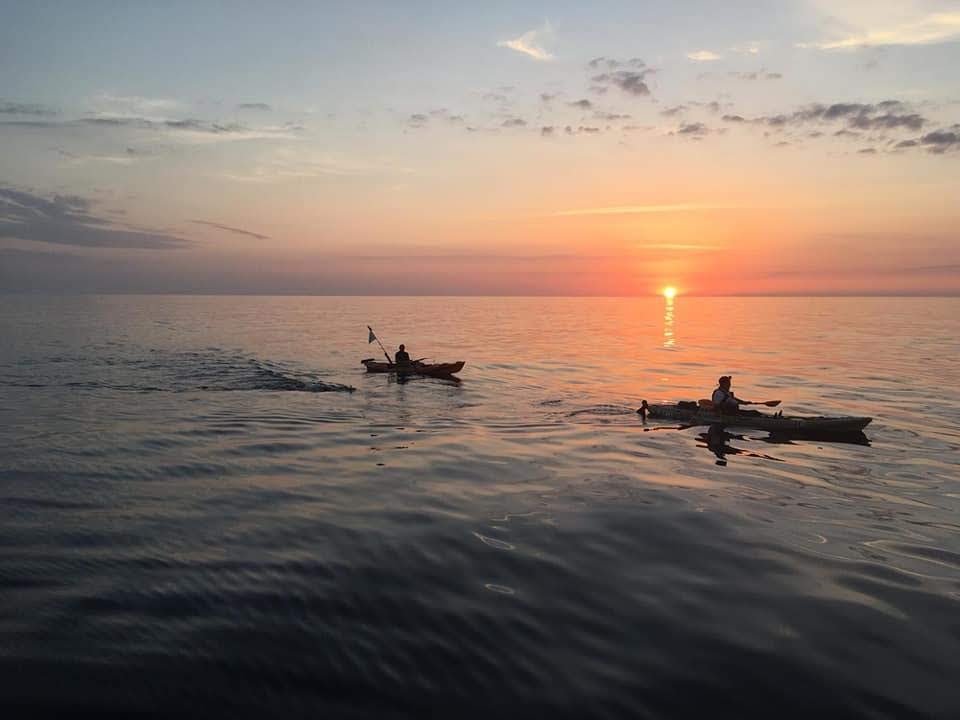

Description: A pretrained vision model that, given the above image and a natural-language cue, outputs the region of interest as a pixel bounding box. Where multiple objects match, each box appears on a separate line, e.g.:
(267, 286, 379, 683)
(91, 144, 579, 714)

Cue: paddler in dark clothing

(704, 376, 781, 416)
(711, 375, 755, 414)
(394, 344, 412, 369)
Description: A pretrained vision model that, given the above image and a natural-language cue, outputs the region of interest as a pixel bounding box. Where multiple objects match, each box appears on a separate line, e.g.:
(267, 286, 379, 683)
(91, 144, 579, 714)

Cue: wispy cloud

(55, 147, 140, 166)
(190, 220, 269, 240)
(0, 101, 56, 116)
(237, 102, 272, 111)
(1, 109, 301, 143)
(587, 57, 646, 70)
(687, 50, 722, 61)
(0, 186, 187, 249)
(87, 93, 181, 119)
(497, 23, 554, 61)
(407, 109, 466, 128)
(728, 70, 782, 80)
(555, 203, 733, 217)
(801, 11, 960, 49)
(642, 243, 721, 250)
(730, 42, 760, 55)
(221, 150, 414, 183)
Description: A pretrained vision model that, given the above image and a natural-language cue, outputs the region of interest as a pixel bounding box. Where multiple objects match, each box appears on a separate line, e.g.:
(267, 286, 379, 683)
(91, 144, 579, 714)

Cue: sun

(662, 286, 678, 299)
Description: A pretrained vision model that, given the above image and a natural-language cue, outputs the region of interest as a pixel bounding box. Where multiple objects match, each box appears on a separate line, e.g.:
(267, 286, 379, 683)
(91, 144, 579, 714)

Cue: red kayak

(361, 359, 465, 377)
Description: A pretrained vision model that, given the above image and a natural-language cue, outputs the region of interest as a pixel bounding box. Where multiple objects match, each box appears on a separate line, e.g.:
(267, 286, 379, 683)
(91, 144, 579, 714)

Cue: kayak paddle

(698, 398, 782, 408)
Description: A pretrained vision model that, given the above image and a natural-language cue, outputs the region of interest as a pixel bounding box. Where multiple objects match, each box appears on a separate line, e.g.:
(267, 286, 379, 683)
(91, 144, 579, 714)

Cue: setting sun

(662, 286, 678, 299)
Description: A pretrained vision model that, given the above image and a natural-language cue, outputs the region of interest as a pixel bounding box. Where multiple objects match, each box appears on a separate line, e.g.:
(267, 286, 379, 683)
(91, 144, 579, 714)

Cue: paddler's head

(399, 344, 405, 351)
(718, 375, 732, 389)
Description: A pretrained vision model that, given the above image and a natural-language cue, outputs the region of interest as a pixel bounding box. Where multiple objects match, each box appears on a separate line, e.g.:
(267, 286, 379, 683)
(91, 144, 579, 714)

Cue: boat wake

(3, 347, 355, 393)
(567, 404, 637, 417)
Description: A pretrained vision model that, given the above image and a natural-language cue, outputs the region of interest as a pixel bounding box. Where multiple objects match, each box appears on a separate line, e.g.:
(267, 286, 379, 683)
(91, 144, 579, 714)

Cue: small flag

(368, 327, 377, 344)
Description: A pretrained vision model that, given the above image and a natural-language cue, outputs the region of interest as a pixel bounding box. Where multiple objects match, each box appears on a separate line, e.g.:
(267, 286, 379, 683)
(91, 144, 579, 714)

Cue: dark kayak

(639, 401, 871, 434)
(361, 359, 465, 377)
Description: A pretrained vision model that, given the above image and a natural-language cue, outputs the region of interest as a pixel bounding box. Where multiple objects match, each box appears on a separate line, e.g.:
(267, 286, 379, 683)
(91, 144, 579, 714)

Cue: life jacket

(712, 388, 731, 404)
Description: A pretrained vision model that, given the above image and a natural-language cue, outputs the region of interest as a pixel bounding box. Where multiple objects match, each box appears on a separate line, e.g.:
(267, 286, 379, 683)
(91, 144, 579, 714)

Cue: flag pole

(368, 326, 393, 364)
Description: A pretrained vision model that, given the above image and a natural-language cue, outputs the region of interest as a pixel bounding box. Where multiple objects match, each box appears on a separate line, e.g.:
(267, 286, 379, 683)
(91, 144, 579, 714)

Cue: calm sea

(2, 295, 959, 718)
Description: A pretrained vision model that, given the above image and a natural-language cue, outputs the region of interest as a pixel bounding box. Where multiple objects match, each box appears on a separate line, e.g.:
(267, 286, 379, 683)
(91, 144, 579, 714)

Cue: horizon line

(2, 291, 959, 299)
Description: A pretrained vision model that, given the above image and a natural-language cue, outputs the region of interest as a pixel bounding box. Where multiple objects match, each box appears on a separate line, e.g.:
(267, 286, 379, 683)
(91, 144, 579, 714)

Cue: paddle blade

(763, 400, 782, 407)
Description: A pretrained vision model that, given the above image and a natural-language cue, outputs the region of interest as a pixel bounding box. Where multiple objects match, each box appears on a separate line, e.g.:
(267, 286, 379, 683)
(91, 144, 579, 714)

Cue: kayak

(639, 401, 871, 434)
(361, 359, 465, 377)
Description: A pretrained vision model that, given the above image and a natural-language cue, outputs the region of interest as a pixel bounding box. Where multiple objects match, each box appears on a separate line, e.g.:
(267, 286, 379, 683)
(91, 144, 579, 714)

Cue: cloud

(54, 147, 140, 166)
(587, 57, 646, 70)
(677, 122, 707, 134)
(408, 113, 429, 128)
(502, 117, 527, 128)
(189, 220, 269, 240)
(221, 151, 414, 182)
(730, 42, 760, 55)
(555, 203, 733, 216)
(897, 127, 960, 153)
(590, 69, 654, 97)
(568, 99, 592, 110)
(593, 111, 631, 121)
(749, 101, 928, 132)
(687, 50, 722, 61)
(713, 97, 958, 155)
(405, 109, 464, 129)
(1, 110, 299, 143)
(497, 23, 554, 61)
(540, 126, 555, 137)
(0, 186, 188, 249)
(0, 101, 56, 116)
(801, 11, 960, 49)
(0, 119, 61, 128)
(904, 263, 960, 274)
(673, 122, 717, 139)
(84, 94, 182, 122)
(660, 105, 687, 117)
(728, 71, 782, 80)
(540, 92, 559, 103)
(564, 125, 601, 135)
(237, 103, 272, 111)
(690, 100, 722, 114)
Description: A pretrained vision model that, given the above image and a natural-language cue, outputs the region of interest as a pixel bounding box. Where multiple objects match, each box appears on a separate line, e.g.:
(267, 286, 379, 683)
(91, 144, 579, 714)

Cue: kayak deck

(641, 402, 872, 434)
(361, 359, 465, 377)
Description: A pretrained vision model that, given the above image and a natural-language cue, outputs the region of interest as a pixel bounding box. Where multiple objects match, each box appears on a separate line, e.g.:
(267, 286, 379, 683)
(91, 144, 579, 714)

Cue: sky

(1, 0, 958, 295)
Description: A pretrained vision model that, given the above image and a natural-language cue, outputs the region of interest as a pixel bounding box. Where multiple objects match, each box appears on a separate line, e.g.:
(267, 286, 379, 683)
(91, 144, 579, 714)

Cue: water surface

(2, 296, 959, 717)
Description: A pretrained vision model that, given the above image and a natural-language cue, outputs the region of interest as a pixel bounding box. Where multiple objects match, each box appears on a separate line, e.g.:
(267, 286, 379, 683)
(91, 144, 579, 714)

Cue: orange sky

(1, 2, 958, 294)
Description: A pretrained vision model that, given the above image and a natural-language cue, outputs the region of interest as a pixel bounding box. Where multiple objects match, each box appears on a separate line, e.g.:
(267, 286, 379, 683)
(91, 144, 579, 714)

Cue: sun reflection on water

(663, 295, 676, 349)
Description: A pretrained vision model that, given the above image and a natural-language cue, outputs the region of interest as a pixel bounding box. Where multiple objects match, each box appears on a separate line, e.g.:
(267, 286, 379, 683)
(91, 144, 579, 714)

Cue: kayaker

(395, 344, 411, 367)
(711, 375, 750, 414)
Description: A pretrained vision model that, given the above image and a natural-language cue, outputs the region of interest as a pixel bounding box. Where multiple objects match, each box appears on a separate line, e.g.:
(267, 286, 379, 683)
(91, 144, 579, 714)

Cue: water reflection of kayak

(361, 359, 465, 377)
(639, 401, 871, 434)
